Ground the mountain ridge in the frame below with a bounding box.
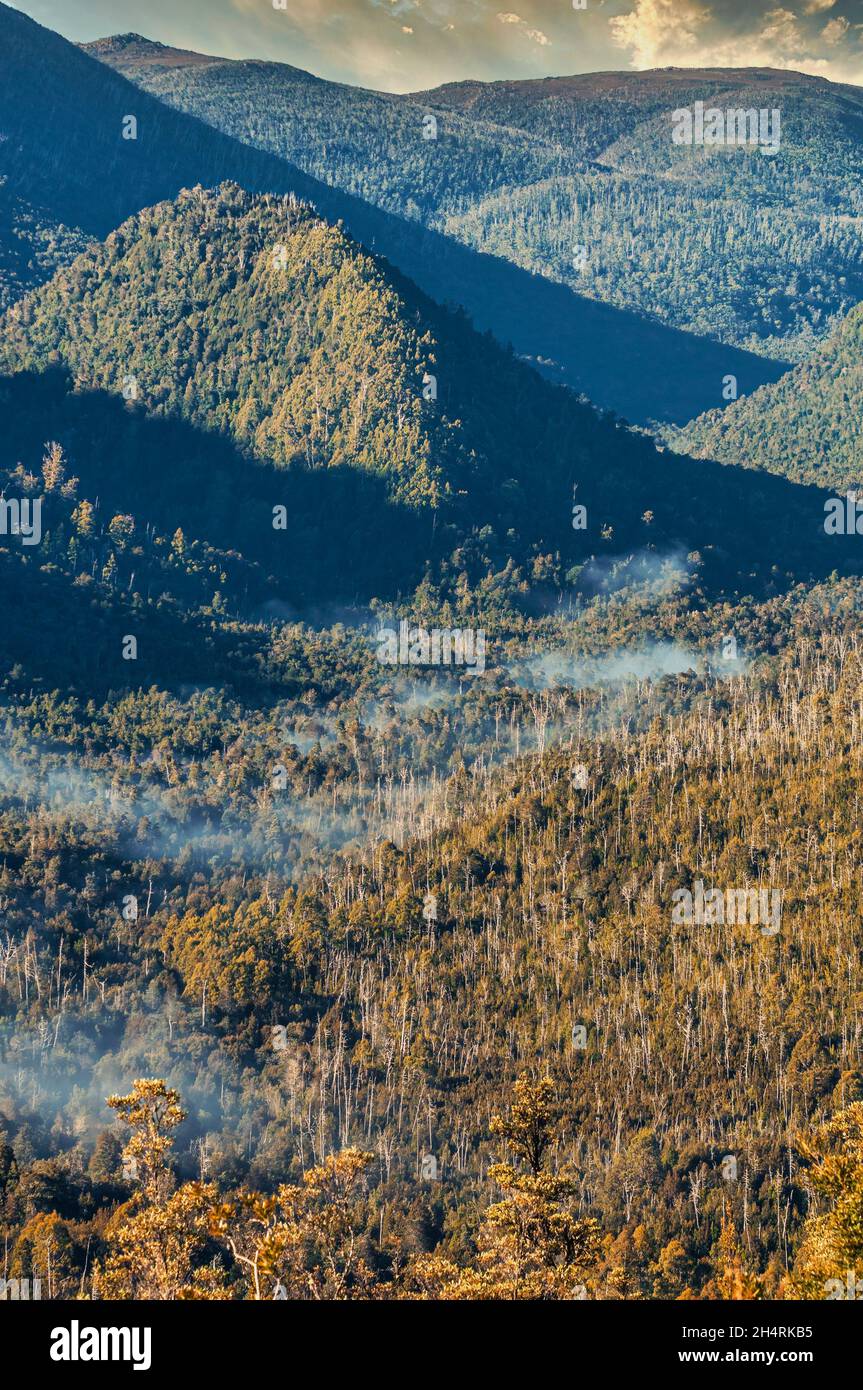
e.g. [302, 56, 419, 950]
[87, 30, 863, 368]
[0, 2, 785, 426]
[1, 182, 856, 616]
[669, 301, 863, 489]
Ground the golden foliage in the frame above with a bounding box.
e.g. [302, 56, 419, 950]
[406, 1074, 601, 1299]
[787, 1102, 863, 1299]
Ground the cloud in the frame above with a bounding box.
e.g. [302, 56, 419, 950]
[759, 6, 804, 52]
[822, 16, 850, 44]
[496, 9, 551, 45]
[222, 0, 563, 89]
[610, 0, 863, 82]
[609, 0, 710, 68]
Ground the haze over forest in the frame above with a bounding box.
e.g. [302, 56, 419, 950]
[1, 0, 863, 1320]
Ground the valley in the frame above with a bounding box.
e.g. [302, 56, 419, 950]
[1, 0, 862, 1317]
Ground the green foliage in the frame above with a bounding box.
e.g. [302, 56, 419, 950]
[673, 302, 863, 489]
[3, 6, 863, 1309]
[789, 1103, 863, 1298]
[97, 46, 863, 362]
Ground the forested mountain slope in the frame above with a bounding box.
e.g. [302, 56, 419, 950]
[5, 5, 863, 1314]
[0, 3, 779, 430]
[90, 39, 863, 364]
[433, 69, 863, 361]
[2, 621, 863, 1296]
[0, 183, 855, 644]
[82, 33, 571, 223]
[0, 3, 442, 296]
[669, 302, 863, 490]
[71, 26, 788, 424]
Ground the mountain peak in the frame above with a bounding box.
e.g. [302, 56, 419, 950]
[81, 33, 224, 68]
[84, 33, 164, 53]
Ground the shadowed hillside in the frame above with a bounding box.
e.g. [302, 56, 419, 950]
[1, 184, 854, 615]
[670, 300, 863, 490]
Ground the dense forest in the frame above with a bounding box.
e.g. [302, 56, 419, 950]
[53, 17, 790, 428]
[94, 43, 863, 364]
[670, 301, 863, 489]
[429, 69, 863, 361]
[3, 2, 863, 1311]
[81, 33, 573, 225]
[1, 182, 858, 622]
[3, 623, 863, 1298]
[1, 0, 771, 431]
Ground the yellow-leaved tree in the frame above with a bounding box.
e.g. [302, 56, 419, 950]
[697, 1219, 761, 1300]
[407, 1074, 601, 1299]
[92, 1080, 228, 1300]
[787, 1101, 863, 1299]
[209, 1148, 377, 1300]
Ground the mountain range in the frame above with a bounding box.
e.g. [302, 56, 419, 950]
[89, 37, 863, 366]
[1, 179, 854, 656]
[0, 4, 785, 427]
[3, 2, 863, 1312]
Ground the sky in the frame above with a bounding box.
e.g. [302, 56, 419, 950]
[9, 0, 863, 92]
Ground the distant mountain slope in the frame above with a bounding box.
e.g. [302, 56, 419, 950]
[0, 185, 89, 313]
[0, 183, 678, 579]
[412, 67, 840, 157]
[0, 6, 361, 256]
[0, 6, 781, 428]
[427, 68, 863, 361]
[88, 39, 863, 363]
[82, 33, 571, 222]
[1, 184, 856, 620]
[0, 4, 322, 308]
[669, 302, 863, 489]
